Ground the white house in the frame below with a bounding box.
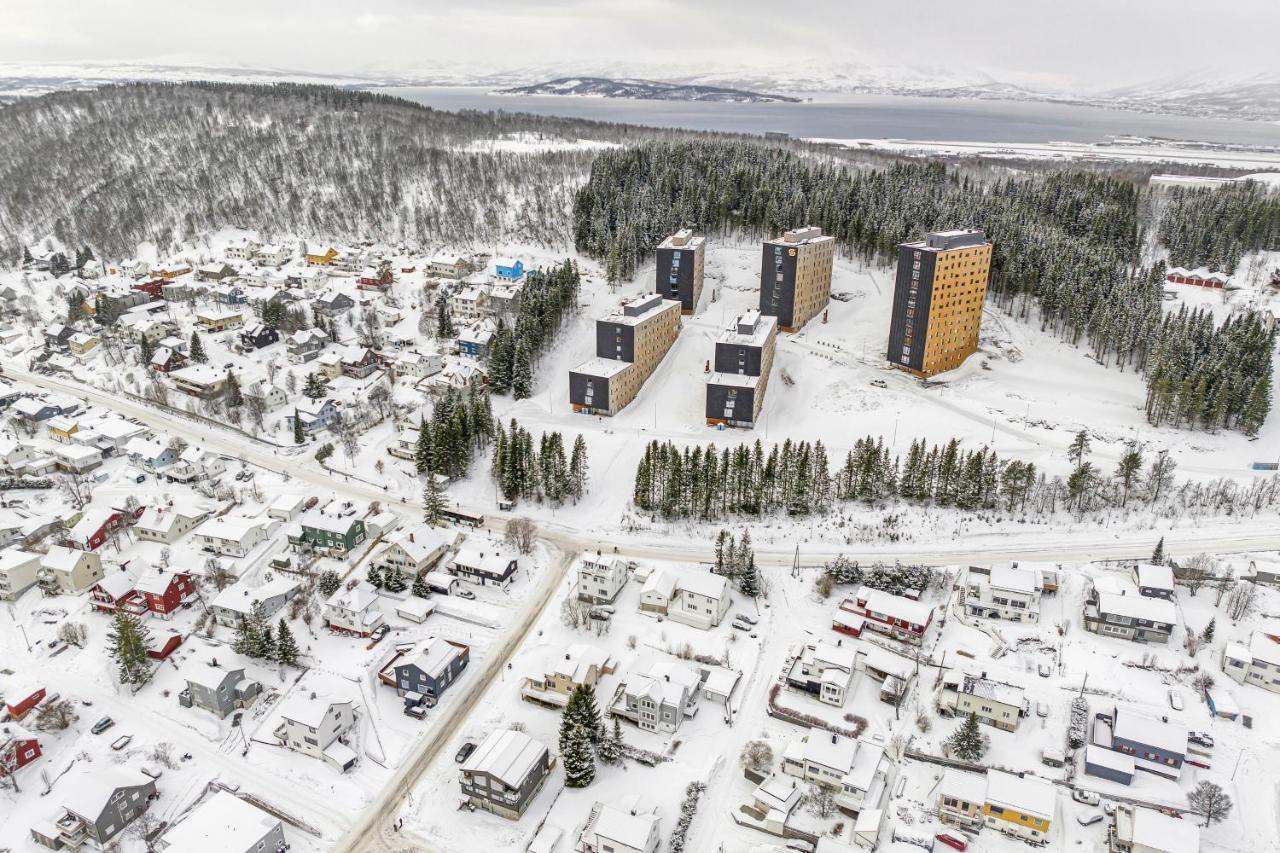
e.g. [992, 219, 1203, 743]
[273, 693, 359, 772]
[134, 504, 210, 544]
[0, 549, 41, 601]
[611, 658, 702, 734]
[1222, 631, 1280, 693]
[963, 564, 1042, 623]
[578, 795, 661, 853]
[638, 568, 731, 630]
[210, 577, 299, 627]
[782, 733, 890, 815]
[577, 551, 628, 604]
[375, 524, 454, 576]
[324, 580, 384, 637]
[193, 514, 269, 558]
[394, 349, 442, 379]
[267, 494, 307, 523]
[786, 641, 857, 706]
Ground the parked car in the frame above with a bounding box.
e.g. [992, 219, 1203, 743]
[935, 833, 968, 851]
[1036, 702, 1049, 718]
[455, 742, 476, 763]
[141, 765, 163, 780]
[91, 717, 115, 734]
[110, 735, 132, 751]
[1188, 732, 1215, 748]
[870, 378, 888, 389]
[1077, 812, 1104, 827]
[456, 588, 475, 600]
[1185, 757, 1211, 769]
[1168, 689, 1184, 711]
[404, 704, 428, 720]
[1072, 789, 1100, 806]
[735, 613, 758, 625]
[731, 619, 752, 632]
[370, 625, 390, 642]
[1037, 662, 1052, 678]
[1103, 802, 1117, 816]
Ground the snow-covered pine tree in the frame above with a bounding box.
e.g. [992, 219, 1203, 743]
[946, 712, 988, 762]
[276, 619, 299, 666]
[562, 721, 596, 788]
[366, 564, 384, 590]
[107, 610, 152, 686]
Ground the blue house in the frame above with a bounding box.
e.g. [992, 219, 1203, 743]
[383, 637, 470, 701]
[216, 285, 248, 305]
[125, 436, 180, 472]
[286, 399, 338, 435]
[494, 257, 524, 281]
[1103, 705, 1186, 780]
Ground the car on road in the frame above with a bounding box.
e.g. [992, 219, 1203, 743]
[935, 833, 968, 851]
[91, 717, 114, 734]
[1072, 789, 1100, 806]
[455, 742, 476, 764]
[1188, 732, 1215, 748]
[1077, 812, 1104, 827]
[735, 613, 758, 625]
[1168, 689, 1184, 711]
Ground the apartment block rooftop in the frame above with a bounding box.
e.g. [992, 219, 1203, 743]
[604, 293, 678, 325]
[903, 229, 990, 252]
[766, 226, 833, 246]
[658, 229, 704, 250]
[571, 357, 632, 379]
[718, 309, 776, 348]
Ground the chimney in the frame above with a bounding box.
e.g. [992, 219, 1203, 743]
[409, 532, 414, 543]
[831, 734, 838, 744]
[664, 674, 669, 682]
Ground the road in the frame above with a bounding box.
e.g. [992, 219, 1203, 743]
[10, 366, 1280, 852]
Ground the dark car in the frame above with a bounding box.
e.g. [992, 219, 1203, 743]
[1188, 732, 1215, 748]
[455, 742, 476, 763]
[91, 716, 115, 734]
[370, 625, 390, 642]
[404, 704, 427, 720]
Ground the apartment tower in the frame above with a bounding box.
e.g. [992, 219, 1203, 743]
[887, 229, 992, 377]
[759, 226, 835, 332]
[705, 309, 777, 429]
[656, 229, 705, 315]
[569, 293, 681, 416]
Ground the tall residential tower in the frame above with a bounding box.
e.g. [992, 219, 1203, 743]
[759, 226, 835, 332]
[886, 229, 992, 377]
[705, 309, 777, 429]
[569, 293, 681, 416]
[656, 229, 705, 315]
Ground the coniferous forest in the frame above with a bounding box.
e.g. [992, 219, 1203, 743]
[1157, 181, 1280, 274]
[487, 259, 582, 398]
[574, 141, 1275, 434]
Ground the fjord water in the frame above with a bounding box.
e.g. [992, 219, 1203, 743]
[378, 86, 1280, 147]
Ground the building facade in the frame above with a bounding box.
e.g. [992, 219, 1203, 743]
[655, 229, 705, 314]
[887, 229, 992, 378]
[706, 310, 777, 428]
[569, 294, 682, 417]
[759, 227, 835, 332]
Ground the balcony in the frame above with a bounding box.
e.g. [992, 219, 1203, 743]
[56, 813, 89, 846]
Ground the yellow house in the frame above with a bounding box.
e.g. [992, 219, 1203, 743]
[68, 332, 99, 357]
[194, 308, 244, 332]
[982, 769, 1054, 843]
[47, 416, 80, 444]
[521, 644, 615, 708]
[306, 246, 339, 266]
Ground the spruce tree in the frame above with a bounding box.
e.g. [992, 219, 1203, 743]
[1151, 537, 1166, 566]
[569, 684, 604, 744]
[569, 434, 588, 502]
[1201, 618, 1215, 643]
[946, 712, 988, 762]
[366, 564, 384, 590]
[562, 722, 596, 788]
[435, 294, 455, 338]
[223, 370, 243, 410]
[276, 619, 299, 666]
[423, 475, 446, 525]
[318, 569, 342, 597]
[189, 331, 207, 363]
[384, 565, 407, 593]
[233, 612, 258, 656]
[598, 716, 625, 764]
[260, 620, 277, 661]
[302, 372, 328, 400]
[107, 610, 152, 686]
[293, 409, 305, 445]
[414, 417, 434, 475]
[512, 342, 532, 400]
[411, 571, 430, 599]
[738, 556, 760, 599]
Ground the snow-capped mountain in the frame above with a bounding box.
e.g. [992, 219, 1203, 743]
[498, 77, 799, 103]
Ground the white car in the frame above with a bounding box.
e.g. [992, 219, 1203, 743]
[1072, 789, 1100, 806]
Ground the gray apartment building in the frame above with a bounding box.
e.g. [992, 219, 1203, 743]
[706, 309, 777, 428]
[655, 229, 705, 314]
[759, 226, 835, 332]
[569, 293, 681, 417]
[459, 729, 553, 820]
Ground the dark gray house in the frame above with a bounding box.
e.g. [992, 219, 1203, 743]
[39, 768, 157, 849]
[180, 662, 261, 718]
[1134, 563, 1175, 600]
[313, 291, 355, 317]
[239, 323, 280, 351]
[1094, 705, 1186, 781]
[43, 324, 76, 350]
[382, 637, 470, 700]
[1083, 583, 1176, 644]
[459, 729, 552, 820]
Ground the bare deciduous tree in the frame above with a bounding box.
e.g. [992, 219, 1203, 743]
[504, 517, 537, 554]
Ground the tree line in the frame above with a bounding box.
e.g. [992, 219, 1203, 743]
[487, 259, 583, 398]
[491, 417, 589, 506]
[1156, 180, 1280, 274]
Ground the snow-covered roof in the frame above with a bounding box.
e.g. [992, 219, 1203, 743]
[383, 524, 451, 563]
[1113, 706, 1186, 754]
[134, 568, 186, 596]
[403, 636, 464, 678]
[326, 580, 380, 613]
[1085, 743, 1134, 774]
[67, 507, 117, 542]
[42, 545, 89, 572]
[1097, 591, 1176, 625]
[461, 729, 546, 787]
[989, 565, 1040, 593]
[451, 546, 516, 577]
[1247, 632, 1280, 667]
[93, 571, 136, 600]
[674, 569, 729, 600]
[197, 514, 265, 543]
[211, 577, 297, 614]
[571, 356, 631, 379]
[91, 418, 147, 441]
[857, 586, 933, 626]
[46, 415, 78, 432]
[181, 661, 244, 691]
[938, 768, 986, 804]
[493, 256, 520, 268]
[277, 692, 352, 729]
[126, 436, 170, 460]
[548, 644, 613, 683]
[784, 733, 859, 773]
[169, 364, 227, 387]
[1136, 563, 1175, 592]
[982, 769, 1055, 822]
[0, 549, 40, 573]
[430, 251, 466, 265]
[60, 768, 153, 822]
[1131, 806, 1199, 853]
[590, 797, 659, 849]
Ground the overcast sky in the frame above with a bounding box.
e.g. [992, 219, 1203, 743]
[4, 0, 1276, 91]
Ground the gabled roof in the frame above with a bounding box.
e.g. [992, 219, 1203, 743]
[61, 768, 153, 822]
[382, 524, 451, 563]
[276, 692, 353, 729]
[42, 545, 90, 572]
[93, 571, 137, 600]
[196, 514, 265, 543]
[856, 586, 933, 626]
[461, 729, 546, 786]
[326, 580, 380, 613]
[402, 636, 464, 678]
[134, 568, 190, 596]
[1136, 563, 1175, 591]
[1112, 705, 1186, 754]
[983, 769, 1055, 822]
[1097, 591, 1176, 625]
[181, 661, 245, 691]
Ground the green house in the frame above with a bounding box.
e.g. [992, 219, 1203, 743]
[289, 512, 366, 558]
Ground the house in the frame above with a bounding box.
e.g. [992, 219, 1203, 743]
[46, 415, 79, 444]
[210, 577, 298, 627]
[159, 789, 286, 853]
[374, 524, 454, 577]
[781, 733, 890, 815]
[1165, 266, 1229, 289]
[0, 549, 41, 601]
[489, 282, 524, 323]
[268, 494, 308, 523]
[256, 243, 292, 267]
[424, 358, 487, 394]
[1134, 563, 1176, 600]
[95, 287, 150, 317]
[313, 290, 355, 317]
[152, 261, 192, 279]
[289, 511, 366, 558]
[396, 597, 435, 623]
[447, 546, 519, 588]
[243, 382, 287, 412]
[135, 569, 197, 617]
[963, 564, 1042, 622]
[169, 364, 230, 398]
[578, 795, 661, 853]
[394, 349, 443, 379]
[937, 768, 987, 833]
[1084, 742, 1136, 785]
[65, 506, 140, 552]
[286, 328, 328, 363]
[197, 262, 236, 282]
[786, 641, 857, 706]
[149, 346, 185, 373]
[68, 332, 99, 358]
[89, 571, 144, 615]
[2, 681, 46, 720]
[73, 418, 149, 455]
[1110, 804, 1199, 853]
[1, 723, 42, 776]
[456, 320, 495, 359]
[339, 345, 378, 378]
[940, 671, 1026, 730]
[0, 513, 22, 550]
[165, 447, 226, 483]
[428, 252, 469, 279]
[286, 398, 339, 435]
[43, 324, 75, 351]
[1095, 704, 1187, 781]
[146, 628, 184, 660]
[38, 546, 103, 593]
[52, 443, 104, 474]
[577, 551, 628, 603]
[0, 438, 37, 474]
[521, 644, 616, 708]
[357, 261, 394, 291]
[121, 258, 150, 277]
[381, 636, 470, 699]
[745, 773, 804, 837]
[194, 514, 269, 558]
[494, 257, 525, 280]
[39, 768, 157, 850]
[1083, 579, 1176, 644]
[324, 580, 384, 636]
[981, 769, 1055, 844]
[224, 238, 262, 261]
[316, 350, 344, 379]
[611, 658, 702, 734]
[181, 661, 261, 718]
[638, 568, 731, 630]
[273, 693, 359, 771]
[194, 307, 244, 332]
[14, 396, 69, 421]
[836, 587, 934, 644]
[459, 729, 552, 820]
[305, 245, 339, 266]
[450, 285, 490, 323]
[238, 323, 279, 351]
[1222, 631, 1280, 692]
[126, 436, 179, 472]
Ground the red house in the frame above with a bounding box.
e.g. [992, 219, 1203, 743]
[146, 629, 184, 660]
[149, 346, 185, 374]
[89, 573, 145, 615]
[135, 569, 196, 618]
[1166, 267, 1229, 289]
[357, 263, 394, 291]
[131, 279, 168, 299]
[0, 726, 42, 775]
[834, 586, 934, 645]
[65, 505, 145, 551]
[2, 684, 46, 721]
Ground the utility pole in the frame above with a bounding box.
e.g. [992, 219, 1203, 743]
[791, 544, 800, 580]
